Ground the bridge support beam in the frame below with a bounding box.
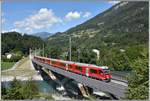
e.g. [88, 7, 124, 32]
[32, 62, 43, 71]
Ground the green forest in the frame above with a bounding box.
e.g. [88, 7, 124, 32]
[1, 31, 45, 62]
[2, 31, 44, 55]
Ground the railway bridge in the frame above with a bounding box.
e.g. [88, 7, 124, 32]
[32, 56, 128, 99]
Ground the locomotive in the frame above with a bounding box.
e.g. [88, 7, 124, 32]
[34, 56, 112, 82]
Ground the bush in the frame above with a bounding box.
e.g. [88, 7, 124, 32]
[2, 78, 39, 100]
[125, 47, 148, 99]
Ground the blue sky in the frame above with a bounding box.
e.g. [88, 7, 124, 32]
[2, 0, 119, 34]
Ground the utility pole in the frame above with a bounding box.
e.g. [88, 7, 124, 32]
[77, 49, 80, 62]
[38, 48, 40, 56]
[69, 37, 72, 61]
[34, 48, 36, 56]
[29, 48, 31, 59]
[43, 43, 44, 57]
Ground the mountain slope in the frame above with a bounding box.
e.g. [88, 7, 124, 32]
[46, 1, 148, 71]
[48, 1, 148, 49]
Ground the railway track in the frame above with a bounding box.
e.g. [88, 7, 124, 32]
[111, 72, 129, 84]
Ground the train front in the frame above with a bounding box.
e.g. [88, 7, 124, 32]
[101, 66, 112, 82]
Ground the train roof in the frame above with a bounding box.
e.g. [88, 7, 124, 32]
[49, 58, 109, 69]
[50, 58, 75, 64]
[35, 56, 109, 69]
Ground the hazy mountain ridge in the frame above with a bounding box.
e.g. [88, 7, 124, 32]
[33, 32, 53, 39]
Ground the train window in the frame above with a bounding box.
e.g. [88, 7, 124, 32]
[90, 69, 97, 74]
[60, 63, 66, 67]
[76, 66, 82, 71]
[99, 70, 103, 73]
[51, 61, 56, 64]
[103, 69, 110, 74]
[99, 70, 104, 75]
[68, 64, 73, 68]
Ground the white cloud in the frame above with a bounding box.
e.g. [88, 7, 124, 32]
[10, 28, 20, 32]
[65, 11, 81, 21]
[14, 8, 62, 33]
[83, 12, 91, 18]
[2, 28, 20, 33]
[2, 30, 7, 33]
[108, 1, 120, 4]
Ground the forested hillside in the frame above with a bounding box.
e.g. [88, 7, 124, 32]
[2, 31, 44, 55]
[46, 1, 148, 71]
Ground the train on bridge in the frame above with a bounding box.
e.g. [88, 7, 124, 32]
[34, 56, 112, 82]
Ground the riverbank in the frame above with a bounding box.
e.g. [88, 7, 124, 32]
[2, 56, 37, 76]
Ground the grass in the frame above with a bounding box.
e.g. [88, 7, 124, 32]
[1, 62, 15, 70]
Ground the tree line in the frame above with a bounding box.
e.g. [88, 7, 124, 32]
[2, 31, 45, 62]
[2, 31, 45, 55]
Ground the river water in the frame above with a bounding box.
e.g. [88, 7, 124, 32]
[34, 80, 57, 93]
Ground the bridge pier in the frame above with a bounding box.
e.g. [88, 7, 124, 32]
[77, 83, 92, 98]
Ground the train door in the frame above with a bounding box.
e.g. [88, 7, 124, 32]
[50, 60, 52, 65]
[66, 64, 68, 70]
[86, 68, 89, 76]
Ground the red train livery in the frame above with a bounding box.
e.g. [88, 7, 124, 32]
[34, 56, 112, 82]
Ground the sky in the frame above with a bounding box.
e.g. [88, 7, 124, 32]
[2, 0, 120, 34]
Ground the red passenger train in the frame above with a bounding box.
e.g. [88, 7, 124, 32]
[34, 56, 112, 82]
